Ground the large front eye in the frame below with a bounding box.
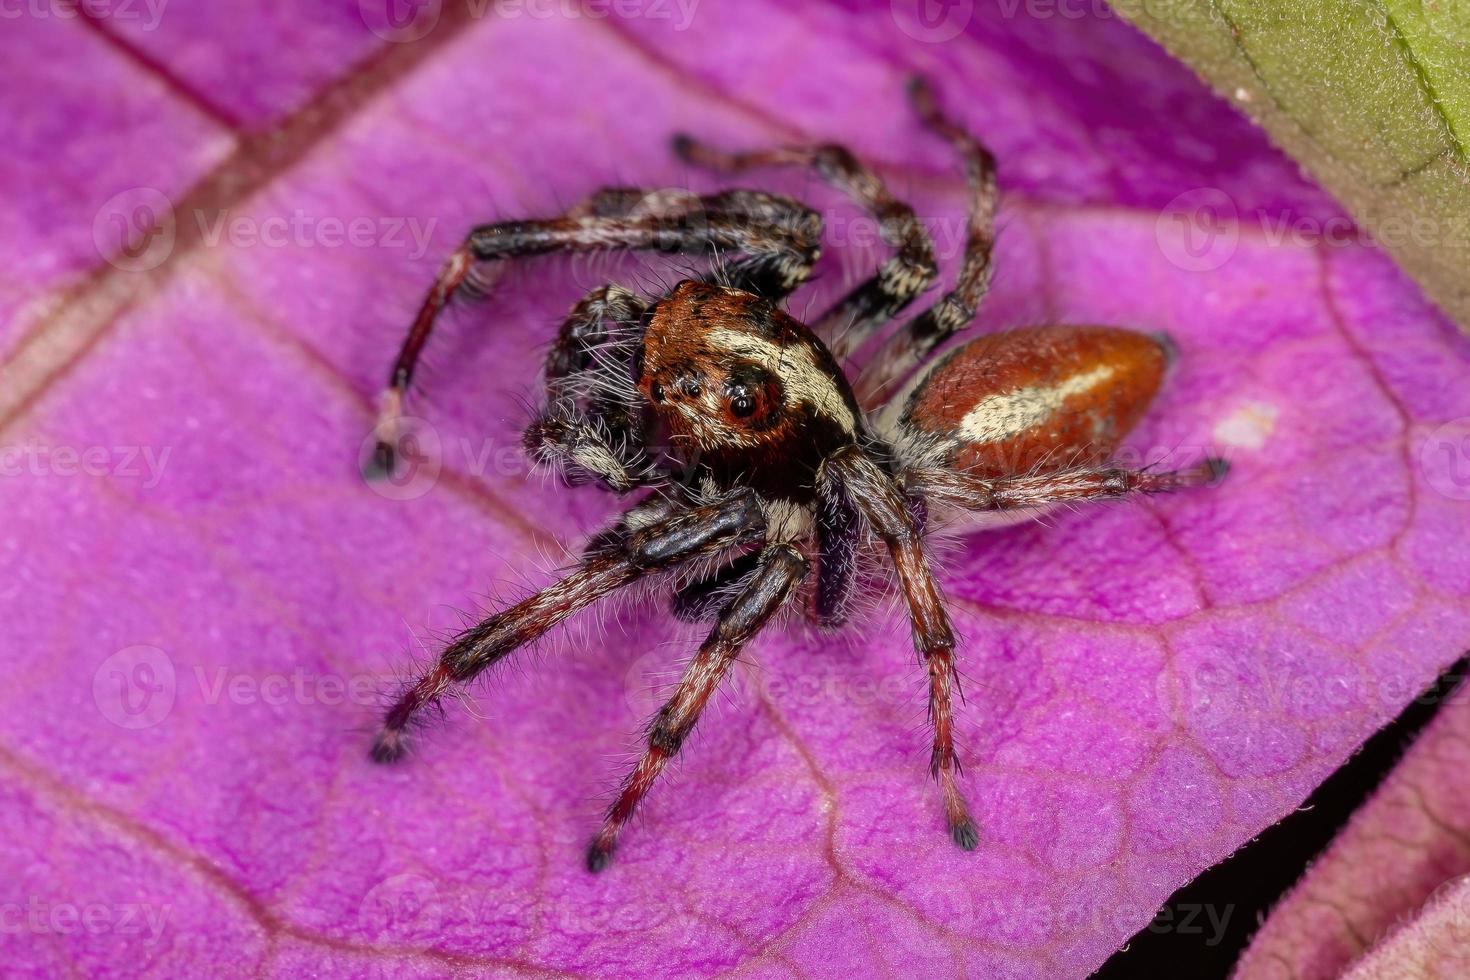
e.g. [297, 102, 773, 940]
[730, 393, 757, 418]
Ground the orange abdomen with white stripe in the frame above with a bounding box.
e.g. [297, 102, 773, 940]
[893, 326, 1170, 478]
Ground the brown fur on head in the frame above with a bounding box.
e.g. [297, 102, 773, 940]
[639, 281, 860, 457]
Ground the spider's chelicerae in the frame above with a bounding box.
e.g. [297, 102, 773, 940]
[367, 78, 1227, 871]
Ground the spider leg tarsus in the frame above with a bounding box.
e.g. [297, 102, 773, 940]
[951, 816, 980, 851]
[369, 728, 408, 765]
[365, 386, 407, 479]
[670, 132, 696, 161]
[905, 74, 939, 118]
[585, 842, 614, 873]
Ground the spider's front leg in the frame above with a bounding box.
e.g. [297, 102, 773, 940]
[370, 192, 822, 472]
[370, 490, 765, 762]
[674, 131, 938, 360]
[589, 542, 808, 871]
[819, 445, 979, 850]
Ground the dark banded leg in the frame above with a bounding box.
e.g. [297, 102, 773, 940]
[669, 549, 763, 623]
[820, 446, 978, 850]
[909, 457, 1230, 512]
[813, 472, 862, 628]
[370, 491, 765, 763]
[372, 198, 821, 472]
[856, 78, 999, 409]
[674, 135, 937, 360]
[588, 544, 808, 871]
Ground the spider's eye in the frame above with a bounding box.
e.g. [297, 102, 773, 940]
[684, 380, 703, 399]
[730, 394, 757, 418]
[649, 381, 665, 402]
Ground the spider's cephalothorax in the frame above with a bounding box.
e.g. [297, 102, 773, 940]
[640, 280, 861, 502]
[365, 78, 1227, 871]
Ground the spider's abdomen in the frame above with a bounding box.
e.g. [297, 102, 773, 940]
[890, 325, 1170, 478]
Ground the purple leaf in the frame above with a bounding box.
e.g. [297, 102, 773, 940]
[3, 1, 1469, 976]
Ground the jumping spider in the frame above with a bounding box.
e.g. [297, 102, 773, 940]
[366, 78, 1226, 871]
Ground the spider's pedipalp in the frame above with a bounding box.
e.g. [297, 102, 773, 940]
[587, 543, 809, 871]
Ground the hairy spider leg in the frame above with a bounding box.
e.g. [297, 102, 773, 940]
[667, 449, 862, 631]
[669, 548, 764, 623]
[370, 491, 765, 763]
[673, 133, 939, 362]
[371, 194, 823, 472]
[909, 458, 1231, 513]
[820, 446, 978, 849]
[588, 543, 808, 871]
[812, 467, 863, 628]
[856, 78, 1000, 409]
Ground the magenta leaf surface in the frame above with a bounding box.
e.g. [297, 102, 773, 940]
[3, 2, 1469, 976]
